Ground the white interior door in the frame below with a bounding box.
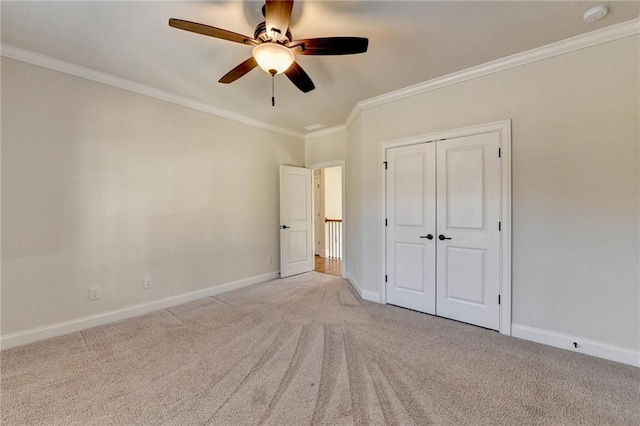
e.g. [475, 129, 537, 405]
[386, 143, 437, 314]
[436, 132, 501, 330]
[280, 165, 313, 278]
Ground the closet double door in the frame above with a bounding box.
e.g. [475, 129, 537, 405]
[385, 132, 501, 330]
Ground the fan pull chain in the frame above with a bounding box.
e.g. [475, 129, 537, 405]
[268, 69, 277, 107]
[271, 73, 275, 107]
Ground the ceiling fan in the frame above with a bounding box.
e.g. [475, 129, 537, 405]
[168, 0, 368, 101]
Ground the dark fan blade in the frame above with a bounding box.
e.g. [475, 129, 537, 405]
[219, 57, 258, 84]
[169, 19, 257, 46]
[284, 61, 315, 93]
[290, 37, 369, 55]
[265, 0, 294, 39]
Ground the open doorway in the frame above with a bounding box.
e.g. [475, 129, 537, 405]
[312, 165, 343, 277]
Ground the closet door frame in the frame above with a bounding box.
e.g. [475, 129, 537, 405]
[379, 120, 512, 336]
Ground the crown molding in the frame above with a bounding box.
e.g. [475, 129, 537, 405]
[3, 17, 637, 144]
[344, 104, 361, 131]
[1, 44, 305, 140]
[304, 125, 347, 140]
[338, 17, 640, 134]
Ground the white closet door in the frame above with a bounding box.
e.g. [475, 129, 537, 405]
[435, 132, 501, 330]
[386, 143, 437, 314]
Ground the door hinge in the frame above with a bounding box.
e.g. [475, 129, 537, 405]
[385, 275, 388, 283]
[385, 218, 388, 226]
[498, 148, 502, 158]
[498, 295, 501, 305]
[498, 221, 501, 231]
[383, 161, 388, 170]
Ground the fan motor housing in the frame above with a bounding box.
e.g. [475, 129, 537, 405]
[254, 21, 292, 45]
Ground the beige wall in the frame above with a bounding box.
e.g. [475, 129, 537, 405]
[348, 36, 639, 350]
[3, 34, 638, 354]
[346, 117, 364, 289]
[1, 57, 304, 335]
[305, 131, 348, 166]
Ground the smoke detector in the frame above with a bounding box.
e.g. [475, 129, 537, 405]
[583, 4, 609, 23]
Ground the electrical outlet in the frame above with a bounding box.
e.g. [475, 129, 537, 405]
[144, 277, 152, 289]
[267, 256, 272, 264]
[89, 287, 101, 301]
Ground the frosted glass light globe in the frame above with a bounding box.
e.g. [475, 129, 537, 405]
[252, 43, 295, 75]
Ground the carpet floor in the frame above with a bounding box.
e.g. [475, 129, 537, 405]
[1, 272, 639, 425]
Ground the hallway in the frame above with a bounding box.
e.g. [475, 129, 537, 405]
[314, 255, 342, 277]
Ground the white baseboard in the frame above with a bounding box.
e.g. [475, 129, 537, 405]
[346, 273, 363, 297]
[0, 271, 280, 350]
[346, 273, 380, 303]
[511, 323, 639, 367]
[362, 289, 381, 303]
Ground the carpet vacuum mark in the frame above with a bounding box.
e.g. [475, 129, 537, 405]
[2, 272, 639, 425]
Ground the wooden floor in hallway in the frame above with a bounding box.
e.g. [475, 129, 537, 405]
[314, 255, 342, 277]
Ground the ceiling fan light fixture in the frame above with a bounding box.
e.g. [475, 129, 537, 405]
[169, 0, 368, 94]
[252, 43, 295, 75]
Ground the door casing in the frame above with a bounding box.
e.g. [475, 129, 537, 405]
[379, 120, 512, 336]
[313, 174, 324, 256]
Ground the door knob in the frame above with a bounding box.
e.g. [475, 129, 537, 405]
[438, 234, 452, 240]
[282, 225, 290, 229]
[420, 234, 434, 240]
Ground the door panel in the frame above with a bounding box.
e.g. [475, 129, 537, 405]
[445, 247, 486, 304]
[436, 132, 501, 330]
[395, 243, 426, 292]
[386, 143, 436, 314]
[280, 165, 313, 278]
[395, 156, 425, 226]
[287, 173, 308, 220]
[287, 231, 309, 263]
[446, 148, 485, 229]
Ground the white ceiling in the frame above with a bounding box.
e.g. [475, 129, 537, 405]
[2, 1, 638, 134]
